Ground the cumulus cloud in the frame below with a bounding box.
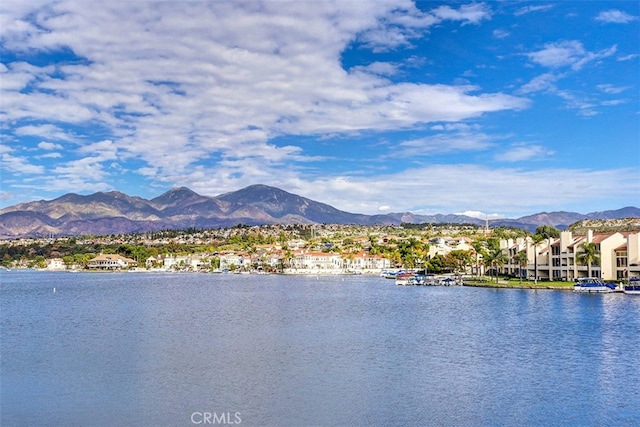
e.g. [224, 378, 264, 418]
[358, 2, 491, 51]
[15, 124, 77, 142]
[0, 0, 527, 193]
[1, 150, 45, 175]
[1, 1, 635, 216]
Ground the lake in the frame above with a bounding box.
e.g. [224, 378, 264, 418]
[1, 270, 639, 426]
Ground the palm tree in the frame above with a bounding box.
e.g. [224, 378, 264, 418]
[514, 250, 528, 283]
[472, 240, 487, 277]
[531, 234, 546, 284]
[281, 249, 295, 272]
[484, 247, 508, 283]
[577, 242, 600, 278]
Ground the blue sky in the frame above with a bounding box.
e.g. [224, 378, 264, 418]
[1, 1, 638, 218]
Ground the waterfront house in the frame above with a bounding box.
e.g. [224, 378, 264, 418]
[343, 250, 391, 272]
[219, 252, 245, 270]
[289, 250, 343, 272]
[87, 254, 138, 270]
[46, 258, 66, 271]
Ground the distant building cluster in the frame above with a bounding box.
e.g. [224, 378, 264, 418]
[24, 228, 640, 281]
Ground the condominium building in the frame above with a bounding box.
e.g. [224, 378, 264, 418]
[501, 230, 640, 281]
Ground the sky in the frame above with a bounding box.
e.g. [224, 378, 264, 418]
[1, 1, 639, 219]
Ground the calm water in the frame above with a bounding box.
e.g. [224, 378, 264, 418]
[1, 271, 639, 426]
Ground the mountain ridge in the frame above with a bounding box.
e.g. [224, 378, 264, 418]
[1, 185, 638, 238]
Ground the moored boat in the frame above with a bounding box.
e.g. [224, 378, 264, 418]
[395, 273, 414, 286]
[624, 278, 640, 295]
[573, 277, 616, 293]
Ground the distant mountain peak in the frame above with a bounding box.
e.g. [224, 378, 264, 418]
[162, 186, 200, 196]
[150, 187, 208, 210]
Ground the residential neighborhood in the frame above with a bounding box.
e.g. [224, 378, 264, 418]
[3, 223, 639, 282]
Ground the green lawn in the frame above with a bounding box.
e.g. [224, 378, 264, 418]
[464, 277, 575, 290]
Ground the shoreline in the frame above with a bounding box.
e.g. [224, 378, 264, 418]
[3, 269, 626, 292]
[462, 281, 574, 291]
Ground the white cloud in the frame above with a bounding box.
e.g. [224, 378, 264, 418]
[519, 50, 623, 116]
[600, 99, 629, 107]
[430, 123, 481, 132]
[492, 29, 510, 39]
[518, 72, 562, 94]
[617, 53, 639, 61]
[39, 152, 63, 159]
[596, 84, 630, 94]
[52, 156, 111, 184]
[290, 165, 639, 217]
[1, 1, 634, 217]
[456, 210, 504, 220]
[527, 40, 616, 71]
[527, 41, 587, 68]
[514, 5, 554, 17]
[77, 139, 118, 162]
[394, 132, 493, 158]
[15, 124, 78, 142]
[495, 143, 554, 162]
[37, 141, 63, 150]
[595, 10, 638, 24]
[351, 61, 400, 76]
[358, 2, 491, 51]
[431, 3, 492, 25]
[1, 151, 45, 174]
[0, 1, 528, 188]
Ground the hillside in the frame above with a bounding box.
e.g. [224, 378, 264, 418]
[568, 217, 640, 234]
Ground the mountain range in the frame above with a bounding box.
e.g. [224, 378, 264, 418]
[1, 184, 638, 238]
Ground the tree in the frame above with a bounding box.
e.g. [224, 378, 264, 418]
[472, 240, 487, 277]
[446, 250, 474, 276]
[534, 225, 560, 239]
[514, 250, 528, 283]
[426, 254, 446, 274]
[577, 242, 600, 278]
[484, 247, 508, 283]
[530, 233, 546, 284]
[281, 249, 295, 271]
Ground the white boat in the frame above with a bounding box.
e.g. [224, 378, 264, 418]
[624, 278, 640, 295]
[395, 273, 427, 286]
[573, 277, 616, 293]
[395, 273, 414, 286]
